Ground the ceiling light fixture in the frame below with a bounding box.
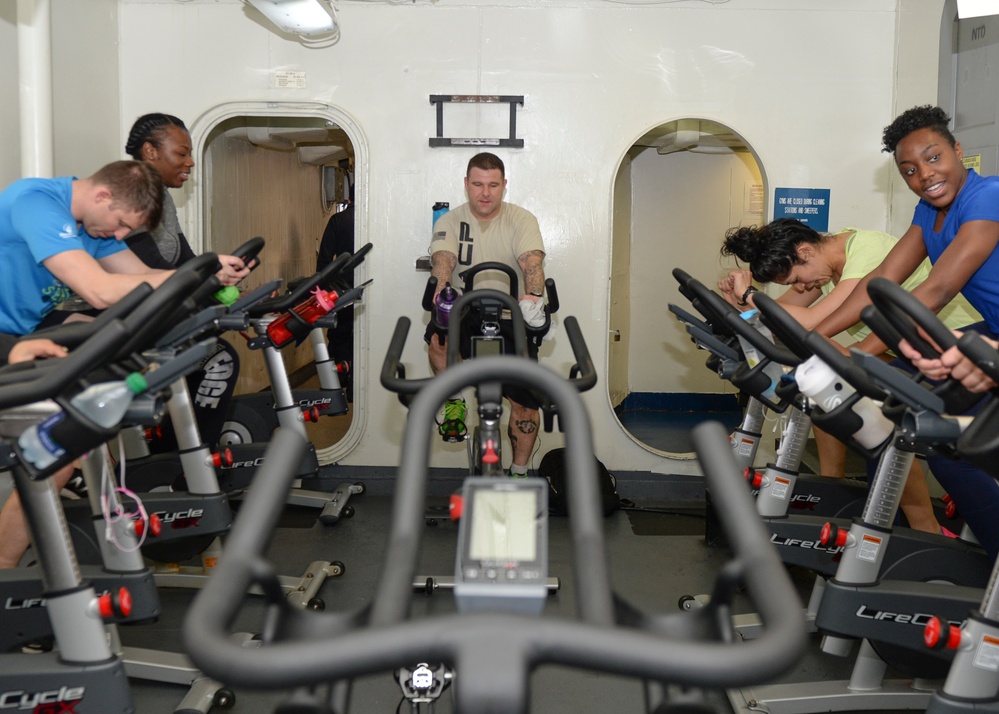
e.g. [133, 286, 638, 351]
[956, 0, 999, 20]
[245, 0, 338, 38]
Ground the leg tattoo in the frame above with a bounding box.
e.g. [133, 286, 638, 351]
[515, 419, 538, 435]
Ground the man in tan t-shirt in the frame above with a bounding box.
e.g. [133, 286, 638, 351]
[427, 152, 546, 477]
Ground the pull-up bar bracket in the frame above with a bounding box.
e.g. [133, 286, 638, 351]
[429, 94, 525, 148]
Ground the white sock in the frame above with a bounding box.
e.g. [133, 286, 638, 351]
[510, 463, 528, 476]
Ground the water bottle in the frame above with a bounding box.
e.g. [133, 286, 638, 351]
[432, 202, 450, 229]
[794, 354, 894, 449]
[735, 309, 785, 402]
[267, 286, 338, 348]
[213, 286, 240, 307]
[435, 282, 459, 328]
[18, 372, 149, 470]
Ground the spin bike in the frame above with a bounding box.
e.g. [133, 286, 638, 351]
[418, 261, 558, 473]
[385, 265, 573, 599]
[47, 249, 343, 610]
[856, 277, 999, 714]
[671, 266, 957, 527]
[0, 315, 141, 712]
[127, 244, 369, 525]
[722, 284, 995, 714]
[181, 344, 808, 713]
[218, 242, 373, 448]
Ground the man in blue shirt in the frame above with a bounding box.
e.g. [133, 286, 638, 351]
[0, 160, 170, 343]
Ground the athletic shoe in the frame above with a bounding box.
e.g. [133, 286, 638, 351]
[61, 469, 88, 499]
[438, 399, 468, 443]
[20, 637, 54, 654]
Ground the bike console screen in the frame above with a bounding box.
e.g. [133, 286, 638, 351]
[454, 477, 548, 614]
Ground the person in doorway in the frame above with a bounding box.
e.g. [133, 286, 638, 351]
[426, 152, 547, 477]
[123, 112, 252, 447]
[317, 183, 355, 400]
[811, 105, 999, 561]
[718, 218, 981, 535]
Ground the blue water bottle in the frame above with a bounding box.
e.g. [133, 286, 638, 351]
[433, 202, 449, 229]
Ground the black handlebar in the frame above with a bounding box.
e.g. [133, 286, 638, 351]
[0, 319, 132, 410]
[459, 261, 520, 298]
[380, 314, 596, 398]
[446, 290, 529, 364]
[115, 253, 220, 359]
[247, 251, 355, 318]
[752, 293, 815, 362]
[231, 235, 265, 268]
[867, 277, 957, 358]
[337, 241, 373, 278]
[864, 277, 987, 414]
[183, 378, 805, 711]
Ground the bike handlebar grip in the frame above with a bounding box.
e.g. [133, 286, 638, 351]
[717, 308, 801, 367]
[189, 274, 225, 308]
[860, 304, 906, 355]
[116, 255, 218, 358]
[317, 250, 360, 292]
[671, 267, 697, 301]
[231, 236, 265, 267]
[672, 267, 694, 287]
[681, 276, 743, 340]
[458, 261, 520, 298]
[379, 317, 410, 391]
[544, 278, 559, 314]
[0, 318, 132, 410]
[340, 242, 372, 274]
[379, 317, 432, 397]
[563, 316, 596, 391]
[868, 277, 957, 356]
[867, 278, 989, 415]
[248, 251, 354, 317]
[753, 292, 814, 361]
[957, 330, 999, 381]
[445, 289, 528, 366]
[227, 279, 284, 315]
[691, 419, 809, 645]
[422, 275, 439, 312]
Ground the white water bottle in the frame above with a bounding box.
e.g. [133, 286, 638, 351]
[70, 373, 149, 427]
[18, 373, 149, 469]
[794, 355, 894, 449]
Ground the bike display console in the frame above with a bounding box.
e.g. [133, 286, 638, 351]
[454, 477, 548, 615]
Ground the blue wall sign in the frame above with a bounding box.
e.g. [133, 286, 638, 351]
[773, 188, 830, 232]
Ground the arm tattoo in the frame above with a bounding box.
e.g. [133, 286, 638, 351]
[431, 251, 457, 293]
[518, 249, 546, 296]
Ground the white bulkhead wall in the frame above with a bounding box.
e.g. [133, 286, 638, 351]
[35, 0, 945, 473]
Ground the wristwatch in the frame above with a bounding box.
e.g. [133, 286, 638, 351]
[737, 286, 758, 307]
